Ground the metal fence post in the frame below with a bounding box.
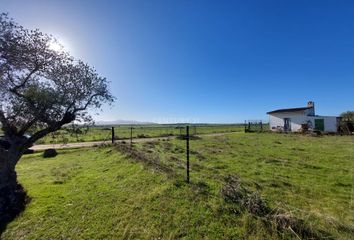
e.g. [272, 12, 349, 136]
[186, 126, 190, 183]
[130, 126, 133, 149]
[112, 127, 115, 144]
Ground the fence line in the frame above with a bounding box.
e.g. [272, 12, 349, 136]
[37, 123, 248, 145]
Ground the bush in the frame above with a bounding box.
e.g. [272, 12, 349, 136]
[43, 149, 58, 158]
[221, 175, 271, 216]
[137, 134, 148, 138]
[300, 124, 309, 133]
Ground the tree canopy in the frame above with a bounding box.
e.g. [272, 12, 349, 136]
[0, 13, 114, 148]
[340, 111, 354, 122]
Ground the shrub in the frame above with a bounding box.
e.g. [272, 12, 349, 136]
[43, 149, 58, 158]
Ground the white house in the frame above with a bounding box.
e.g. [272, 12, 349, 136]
[267, 101, 339, 133]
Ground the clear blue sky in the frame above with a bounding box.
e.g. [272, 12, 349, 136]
[2, 0, 354, 123]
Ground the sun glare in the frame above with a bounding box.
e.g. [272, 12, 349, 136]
[48, 37, 70, 52]
[49, 41, 63, 52]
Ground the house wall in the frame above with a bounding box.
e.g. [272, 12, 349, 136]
[269, 113, 338, 132]
[269, 111, 307, 132]
[307, 116, 338, 132]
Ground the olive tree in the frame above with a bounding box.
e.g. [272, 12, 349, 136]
[340, 111, 354, 122]
[0, 13, 114, 225]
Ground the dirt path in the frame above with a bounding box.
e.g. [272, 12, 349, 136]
[30, 132, 239, 151]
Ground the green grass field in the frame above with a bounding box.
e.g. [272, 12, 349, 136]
[35, 124, 246, 144]
[2, 133, 353, 239]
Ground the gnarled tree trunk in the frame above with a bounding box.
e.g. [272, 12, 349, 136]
[0, 143, 28, 231]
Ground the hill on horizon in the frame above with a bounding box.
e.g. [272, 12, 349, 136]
[95, 119, 156, 126]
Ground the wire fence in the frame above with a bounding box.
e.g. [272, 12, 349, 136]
[244, 120, 267, 132]
[36, 124, 246, 145]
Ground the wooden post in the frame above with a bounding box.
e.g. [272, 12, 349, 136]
[186, 126, 190, 183]
[111, 127, 115, 144]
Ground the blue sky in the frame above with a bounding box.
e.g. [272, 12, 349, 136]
[1, 0, 354, 123]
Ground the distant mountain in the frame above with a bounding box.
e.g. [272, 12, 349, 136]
[95, 119, 156, 126]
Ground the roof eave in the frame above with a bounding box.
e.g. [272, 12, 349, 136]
[267, 107, 311, 115]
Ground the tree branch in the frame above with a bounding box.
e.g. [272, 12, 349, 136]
[73, 93, 100, 112]
[23, 111, 76, 149]
[10, 64, 39, 92]
[17, 117, 38, 136]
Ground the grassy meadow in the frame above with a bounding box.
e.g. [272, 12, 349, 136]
[2, 132, 353, 239]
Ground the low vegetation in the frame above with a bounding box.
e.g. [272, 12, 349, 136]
[2, 133, 353, 239]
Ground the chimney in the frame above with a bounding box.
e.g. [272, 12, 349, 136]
[307, 101, 314, 108]
[307, 101, 315, 116]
